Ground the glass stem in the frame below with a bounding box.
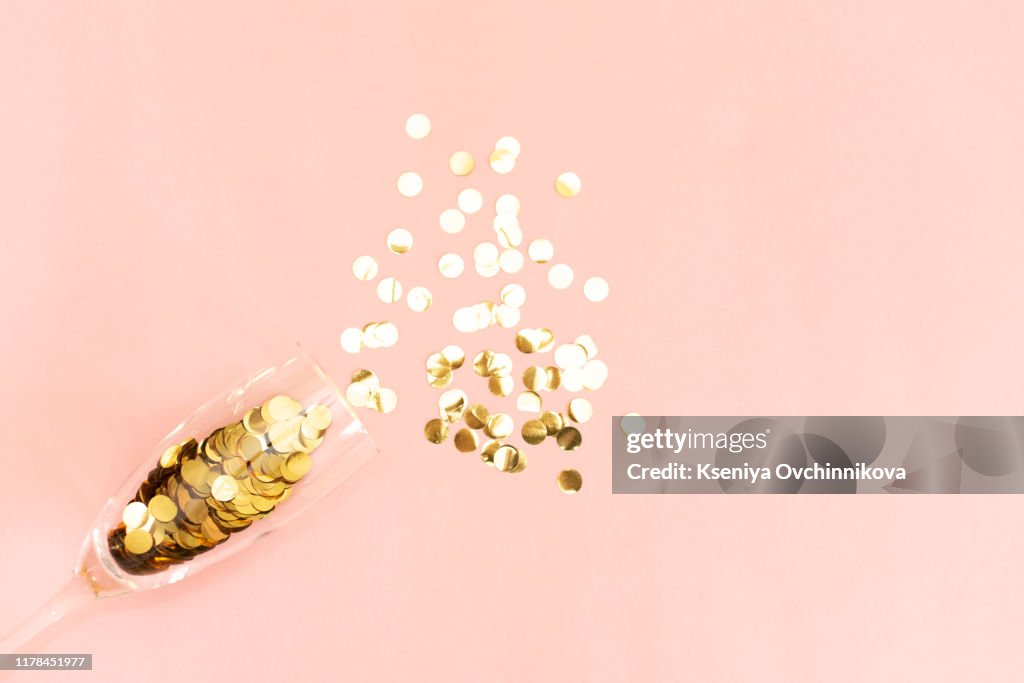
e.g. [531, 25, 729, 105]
[0, 575, 95, 654]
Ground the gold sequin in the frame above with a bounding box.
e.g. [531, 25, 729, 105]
[449, 151, 475, 176]
[485, 413, 514, 439]
[555, 172, 581, 198]
[540, 411, 564, 436]
[440, 345, 465, 369]
[465, 404, 490, 430]
[556, 469, 583, 494]
[454, 428, 478, 453]
[352, 255, 379, 281]
[516, 391, 542, 413]
[488, 375, 514, 397]
[439, 389, 468, 423]
[387, 228, 414, 254]
[568, 398, 593, 423]
[555, 426, 582, 451]
[424, 418, 449, 444]
[521, 419, 547, 445]
[407, 286, 433, 313]
[376, 277, 403, 304]
[493, 445, 524, 473]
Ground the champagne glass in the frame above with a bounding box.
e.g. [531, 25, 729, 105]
[0, 345, 378, 653]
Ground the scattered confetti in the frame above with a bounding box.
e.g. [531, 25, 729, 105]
[405, 113, 431, 140]
[397, 171, 423, 197]
[555, 172, 581, 198]
[583, 276, 609, 302]
[449, 151, 475, 176]
[352, 255, 379, 281]
[387, 228, 414, 254]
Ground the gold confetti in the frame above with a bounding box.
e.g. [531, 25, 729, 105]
[210, 475, 239, 502]
[397, 171, 423, 197]
[548, 264, 574, 289]
[499, 249, 524, 274]
[405, 113, 431, 140]
[516, 391, 542, 413]
[556, 469, 583, 494]
[527, 239, 554, 264]
[493, 444, 525, 473]
[581, 360, 609, 390]
[495, 193, 521, 216]
[426, 352, 454, 389]
[500, 284, 526, 308]
[340, 327, 363, 353]
[376, 277, 403, 304]
[574, 335, 598, 359]
[485, 413, 514, 439]
[454, 428, 478, 453]
[489, 149, 515, 174]
[148, 495, 178, 523]
[493, 214, 522, 248]
[465, 404, 490, 430]
[481, 439, 501, 465]
[555, 426, 582, 451]
[424, 418, 449, 444]
[407, 286, 433, 313]
[449, 151, 475, 176]
[521, 419, 547, 445]
[458, 188, 484, 214]
[440, 345, 465, 369]
[522, 367, 546, 392]
[555, 172, 581, 198]
[374, 387, 398, 414]
[440, 208, 466, 234]
[122, 501, 149, 529]
[124, 529, 153, 555]
[494, 136, 521, 158]
[583, 277, 609, 302]
[438, 253, 465, 279]
[494, 304, 520, 328]
[352, 255, 379, 281]
[545, 366, 561, 391]
[439, 389, 468, 423]
[488, 375, 514, 397]
[387, 228, 414, 254]
[568, 398, 593, 423]
[554, 343, 588, 370]
[540, 411, 564, 436]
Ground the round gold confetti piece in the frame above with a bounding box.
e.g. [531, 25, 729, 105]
[441, 344, 465, 369]
[439, 208, 466, 234]
[555, 172, 581, 198]
[581, 360, 609, 390]
[387, 228, 414, 254]
[499, 249, 524, 274]
[427, 370, 453, 389]
[405, 113, 431, 140]
[439, 389, 468, 423]
[438, 253, 464, 278]
[522, 367, 546, 392]
[545, 366, 562, 391]
[352, 369, 380, 389]
[495, 193, 521, 216]
[345, 381, 371, 408]
[500, 284, 526, 308]
[494, 136, 521, 158]
[557, 469, 583, 494]
[407, 286, 433, 313]
[583, 277, 609, 302]
[560, 367, 584, 392]
[475, 260, 500, 278]
[397, 171, 423, 197]
[473, 350, 495, 376]
[556, 426, 583, 451]
[159, 444, 180, 469]
[211, 475, 239, 502]
[554, 343, 588, 370]
[473, 241, 499, 265]
[540, 410, 564, 436]
[481, 439, 501, 465]
[376, 277, 403, 304]
[620, 413, 646, 435]
[516, 391, 542, 413]
[361, 323, 382, 349]
[548, 264, 574, 289]
[465, 403, 490, 429]
[452, 307, 477, 333]
[494, 304, 520, 328]
[265, 395, 299, 421]
[454, 428, 478, 453]
[122, 501, 149, 529]
[373, 321, 399, 347]
[488, 375, 514, 397]
[427, 352, 453, 378]
[352, 255, 379, 281]
[376, 387, 399, 414]
[340, 327, 363, 353]
[522, 419, 547, 445]
[485, 413, 514, 439]
[425, 418, 449, 444]
[493, 445, 523, 472]
[515, 329, 541, 354]
[574, 335, 598, 359]
[527, 239, 554, 264]
[489, 352, 513, 376]
[448, 151, 475, 176]
[284, 451, 312, 480]
[568, 398, 594, 423]
[457, 188, 484, 214]
[148, 495, 178, 523]
[489, 149, 515, 174]
[124, 529, 154, 555]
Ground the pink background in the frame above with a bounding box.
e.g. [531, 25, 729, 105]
[2, 2, 1024, 681]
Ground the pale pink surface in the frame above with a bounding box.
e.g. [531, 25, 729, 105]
[2, 2, 1024, 681]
